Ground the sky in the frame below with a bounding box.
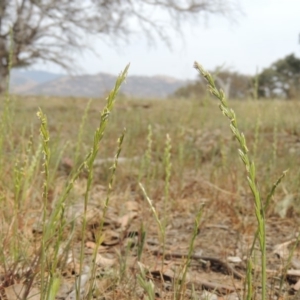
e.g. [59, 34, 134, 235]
[34, 0, 300, 80]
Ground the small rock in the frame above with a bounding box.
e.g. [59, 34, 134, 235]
[199, 290, 218, 300]
[225, 292, 239, 300]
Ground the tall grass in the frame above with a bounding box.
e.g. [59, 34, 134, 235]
[75, 65, 129, 298]
[194, 62, 288, 300]
[0, 65, 129, 299]
[1, 60, 300, 299]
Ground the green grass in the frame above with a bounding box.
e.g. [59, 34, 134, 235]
[195, 62, 289, 300]
[1, 66, 300, 299]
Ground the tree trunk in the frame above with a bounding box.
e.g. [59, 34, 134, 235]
[0, 65, 9, 94]
[0, 36, 9, 94]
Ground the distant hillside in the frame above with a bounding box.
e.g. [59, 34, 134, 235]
[11, 70, 63, 94]
[10, 70, 189, 99]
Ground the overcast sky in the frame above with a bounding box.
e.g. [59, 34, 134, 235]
[35, 0, 300, 80]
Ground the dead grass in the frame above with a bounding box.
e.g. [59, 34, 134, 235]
[1, 92, 300, 299]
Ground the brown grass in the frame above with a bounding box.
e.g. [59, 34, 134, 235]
[1, 94, 300, 299]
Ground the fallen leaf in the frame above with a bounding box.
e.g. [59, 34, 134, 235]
[227, 256, 242, 263]
[85, 241, 107, 252]
[101, 230, 120, 246]
[274, 194, 294, 218]
[293, 279, 300, 291]
[4, 284, 40, 300]
[118, 211, 138, 231]
[124, 201, 139, 212]
[273, 239, 297, 260]
[96, 254, 116, 267]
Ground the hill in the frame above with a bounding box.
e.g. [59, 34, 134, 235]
[10, 70, 188, 99]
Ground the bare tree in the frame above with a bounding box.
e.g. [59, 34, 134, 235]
[0, 0, 240, 92]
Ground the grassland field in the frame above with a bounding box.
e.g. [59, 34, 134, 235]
[1, 93, 300, 299]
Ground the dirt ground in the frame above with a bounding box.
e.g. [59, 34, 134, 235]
[1, 98, 300, 299]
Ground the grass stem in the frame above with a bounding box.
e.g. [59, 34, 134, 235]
[194, 62, 267, 300]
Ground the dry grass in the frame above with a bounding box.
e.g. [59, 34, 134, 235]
[1, 88, 300, 299]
